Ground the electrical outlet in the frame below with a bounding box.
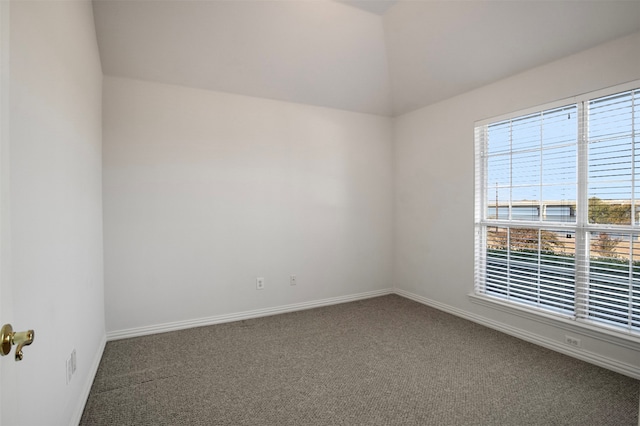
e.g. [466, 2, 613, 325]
[290, 275, 297, 286]
[256, 277, 265, 290]
[565, 335, 581, 348]
[71, 349, 77, 374]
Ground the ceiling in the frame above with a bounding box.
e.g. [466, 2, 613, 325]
[337, 0, 398, 15]
[93, 0, 640, 117]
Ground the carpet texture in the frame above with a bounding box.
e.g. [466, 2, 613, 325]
[80, 295, 639, 425]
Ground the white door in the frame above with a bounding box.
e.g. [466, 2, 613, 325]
[0, 2, 18, 424]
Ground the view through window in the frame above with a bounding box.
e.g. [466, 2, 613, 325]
[475, 83, 640, 336]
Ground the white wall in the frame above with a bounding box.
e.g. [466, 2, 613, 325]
[394, 32, 640, 377]
[103, 77, 393, 333]
[7, 1, 104, 424]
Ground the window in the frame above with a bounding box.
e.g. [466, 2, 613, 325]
[475, 82, 640, 337]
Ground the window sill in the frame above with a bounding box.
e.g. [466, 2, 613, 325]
[468, 293, 640, 351]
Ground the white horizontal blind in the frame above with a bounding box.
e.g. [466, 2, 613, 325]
[475, 84, 640, 336]
[579, 88, 640, 332]
[479, 104, 578, 316]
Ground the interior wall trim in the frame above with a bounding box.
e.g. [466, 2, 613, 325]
[394, 288, 640, 380]
[106, 288, 394, 341]
[468, 293, 640, 350]
[71, 334, 107, 426]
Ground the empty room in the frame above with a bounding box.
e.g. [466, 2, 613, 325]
[0, 0, 639, 425]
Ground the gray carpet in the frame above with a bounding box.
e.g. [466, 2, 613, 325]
[80, 295, 639, 425]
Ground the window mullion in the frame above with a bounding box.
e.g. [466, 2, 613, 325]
[509, 120, 513, 221]
[628, 233, 634, 328]
[537, 229, 542, 306]
[540, 113, 544, 222]
[576, 100, 589, 322]
[507, 228, 511, 299]
[630, 91, 637, 329]
[632, 90, 637, 226]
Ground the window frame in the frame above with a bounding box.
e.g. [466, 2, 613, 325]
[474, 80, 640, 340]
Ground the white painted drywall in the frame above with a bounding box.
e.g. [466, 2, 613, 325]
[8, 1, 104, 424]
[394, 32, 640, 373]
[103, 77, 393, 333]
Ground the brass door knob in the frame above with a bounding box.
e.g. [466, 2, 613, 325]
[1, 324, 35, 361]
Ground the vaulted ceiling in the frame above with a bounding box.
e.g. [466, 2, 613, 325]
[93, 0, 640, 117]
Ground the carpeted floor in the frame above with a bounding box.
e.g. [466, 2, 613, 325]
[80, 295, 639, 425]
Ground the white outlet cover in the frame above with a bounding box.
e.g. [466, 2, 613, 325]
[565, 335, 581, 347]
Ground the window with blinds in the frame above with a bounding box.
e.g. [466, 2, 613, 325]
[475, 82, 640, 337]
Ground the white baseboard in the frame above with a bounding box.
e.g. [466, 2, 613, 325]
[71, 333, 106, 426]
[394, 288, 640, 380]
[107, 288, 394, 341]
